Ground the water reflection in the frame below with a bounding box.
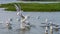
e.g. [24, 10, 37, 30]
[16, 28, 30, 34]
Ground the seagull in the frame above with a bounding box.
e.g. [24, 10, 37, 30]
[45, 26, 48, 34]
[14, 4, 30, 20]
[6, 19, 12, 29]
[40, 18, 49, 27]
[14, 4, 30, 30]
[41, 18, 48, 24]
[53, 24, 60, 31]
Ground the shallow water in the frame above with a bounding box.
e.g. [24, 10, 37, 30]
[0, 9, 60, 34]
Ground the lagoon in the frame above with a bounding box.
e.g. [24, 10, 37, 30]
[0, 9, 60, 34]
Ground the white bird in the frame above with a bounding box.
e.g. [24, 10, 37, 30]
[14, 4, 30, 30]
[14, 4, 30, 20]
[6, 20, 12, 29]
[41, 18, 48, 24]
[45, 26, 48, 34]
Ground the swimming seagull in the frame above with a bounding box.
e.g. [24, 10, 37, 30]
[53, 24, 60, 32]
[45, 26, 48, 34]
[6, 19, 12, 29]
[41, 18, 48, 24]
[40, 18, 49, 28]
[50, 22, 53, 34]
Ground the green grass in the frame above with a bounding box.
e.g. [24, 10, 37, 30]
[0, 3, 60, 12]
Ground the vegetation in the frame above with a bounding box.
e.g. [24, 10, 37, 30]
[0, 3, 60, 12]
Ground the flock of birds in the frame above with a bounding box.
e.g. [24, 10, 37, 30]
[5, 4, 31, 30]
[40, 19, 60, 34]
[0, 4, 60, 34]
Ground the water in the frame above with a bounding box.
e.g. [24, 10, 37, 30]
[0, 8, 60, 34]
[0, 0, 17, 4]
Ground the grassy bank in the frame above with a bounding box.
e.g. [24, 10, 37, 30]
[0, 3, 60, 12]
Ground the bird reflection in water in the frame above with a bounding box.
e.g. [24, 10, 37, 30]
[16, 28, 30, 34]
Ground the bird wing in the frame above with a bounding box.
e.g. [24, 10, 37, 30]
[14, 4, 21, 12]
